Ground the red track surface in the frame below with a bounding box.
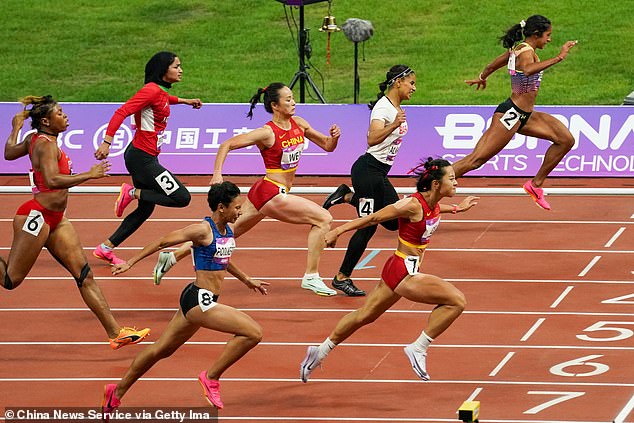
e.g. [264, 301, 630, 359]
[1, 176, 633, 422]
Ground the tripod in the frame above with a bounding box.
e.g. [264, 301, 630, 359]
[288, 4, 326, 103]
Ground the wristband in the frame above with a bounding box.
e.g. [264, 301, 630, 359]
[478, 72, 487, 81]
[102, 140, 112, 145]
[451, 204, 458, 214]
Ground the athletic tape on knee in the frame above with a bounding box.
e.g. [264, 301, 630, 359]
[75, 263, 90, 288]
[4, 273, 14, 290]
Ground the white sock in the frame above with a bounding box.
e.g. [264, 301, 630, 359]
[412, 331, 434, 353]
[303, 272, 319, 279]
[129, 187, 136, 198]
[101, 243, 113, 251]
[317, 337, 336, 360]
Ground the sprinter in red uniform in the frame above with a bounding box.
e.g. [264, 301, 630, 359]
[300, 158, 478, 382]
[93, 51, 202, 265]
[1, 95, 149, 350]
[152, 82, 342, 296]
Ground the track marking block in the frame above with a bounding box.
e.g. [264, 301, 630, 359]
[458, 400, 480, 422]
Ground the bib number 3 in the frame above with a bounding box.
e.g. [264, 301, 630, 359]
[155, 170, 179, 195]
[22, 210, 45, 237]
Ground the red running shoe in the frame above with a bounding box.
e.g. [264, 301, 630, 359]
[523, 180, 551, 211]
[198, 370, 224, 409]
[102, 384, 121, 421]
[115, 183, 134, 217]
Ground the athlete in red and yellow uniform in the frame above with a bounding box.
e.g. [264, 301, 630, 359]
[154, 82, 341, 296]
[1, 95, 149, 350]
[301, 158, 478, 383]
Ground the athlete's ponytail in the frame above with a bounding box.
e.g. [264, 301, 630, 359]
[246, 82, 287, 119]
[19, 95, 57, 130]
[500, 15, 551, 49]
[368, 65, 414, 110]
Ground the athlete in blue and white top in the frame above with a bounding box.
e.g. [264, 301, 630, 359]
[104, 182, 269, 414]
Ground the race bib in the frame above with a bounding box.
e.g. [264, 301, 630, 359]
[155, 170, 179, 195]
[198, 288, 218, 313]
[420, 216, 440, 245]
[213, 237, 235, 266]
[358, 198, 375, 217]
[281, 143, 303, 170]
[386, 138, 403, 163]
[156, 131, 166, 148]
[22, 209, 45, 237]
[404, 255, 421, 276]
[499, 107, 521, 130]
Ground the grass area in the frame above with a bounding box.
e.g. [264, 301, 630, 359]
[2, 0, 632, 105]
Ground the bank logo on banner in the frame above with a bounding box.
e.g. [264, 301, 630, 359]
[93, 122, 134, 157]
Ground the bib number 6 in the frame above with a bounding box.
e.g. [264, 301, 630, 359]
[22, 210, 45, 237]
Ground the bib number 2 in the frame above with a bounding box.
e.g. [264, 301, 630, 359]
[500, 107, 521, 130]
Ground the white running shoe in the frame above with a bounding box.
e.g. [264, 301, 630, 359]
[153, 251, 175, 285]
[300, 346, 322, 383]
[301, 276, 337, 296]
[403, 344, 430, 381]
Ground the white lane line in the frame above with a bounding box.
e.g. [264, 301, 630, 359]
[2, 246, 633, 254]
[578, 256, 601, 277]
[2, 376, 634, 389]
[17, 276, 634, 285]
[465, 387, 483, 402]
[520, 318, 546, 341]
[613, 393, 634, 423]
[489, 352, 515, 377]
[605, 227, 626, 247]
[6, 308, 634, 317]
[5, 341, 634, 351]
[550, 286, 575, 308]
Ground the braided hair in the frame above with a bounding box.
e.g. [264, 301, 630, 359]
[368, 65, 414, 110]
[19, 95, 57, 131]
[500, 15, 552, 49]
[246, 82, 287, 119]
[410, 157, 452, 192]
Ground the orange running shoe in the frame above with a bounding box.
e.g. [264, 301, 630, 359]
[109, 327, 150, 350]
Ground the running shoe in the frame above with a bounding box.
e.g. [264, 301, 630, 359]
[523, 180, 551, 211]
[301, 276, 337, 296]
[300, 345, 322, 383]
[332, 276, 365, 296]
[322, 184, 352, 210]
[102, 383, 121, 420]
[153, 251, 175, 285]
[403, 344, 430, 381]
[109, 327, 150, 350]
[93, 244, 126, 265]
[198, 370, 224, 409]
[115, 183, 135, 217]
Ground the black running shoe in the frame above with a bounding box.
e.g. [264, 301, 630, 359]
[332, 277, 366, 296]
[323, 184, 352, 210]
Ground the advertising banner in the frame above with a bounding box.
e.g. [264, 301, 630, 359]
[1, 102, 632, 177]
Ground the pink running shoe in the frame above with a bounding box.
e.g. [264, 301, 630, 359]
[523, 180, 551, 211]
[198, 370, 224, 409]
[102, 384, 121, 420]
[115, 183, 134, 217]
[93, 244, 126, 265]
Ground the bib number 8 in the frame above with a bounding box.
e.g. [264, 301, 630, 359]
[197, 288, 217, 312]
